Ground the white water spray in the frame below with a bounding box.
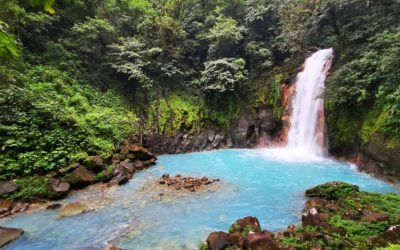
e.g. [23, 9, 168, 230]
[287, 48, 333, 157]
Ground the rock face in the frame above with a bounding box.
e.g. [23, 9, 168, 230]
[0, 226, 24, 247]
[230, 108, 258, 148]
[118, 141, 157, 162]
[0, 182, 19, 195]
[58, 202, 89, 218]
[141, 105, 277, 154]
[66, 167, 96, 188]
[346, 133, 400, 182]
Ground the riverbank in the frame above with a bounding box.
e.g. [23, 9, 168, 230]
[0, 141, 157, 219]
[202, 181, 400, 250]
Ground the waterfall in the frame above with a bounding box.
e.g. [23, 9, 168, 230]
[287, 48, 333, 157]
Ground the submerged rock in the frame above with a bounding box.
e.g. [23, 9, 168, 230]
[58, 202, 89, 218]
[157, 174, 220, 193]
[0, 181, 19, 195]
[0, 226, 24, 247]
[104, 245, 122, 250]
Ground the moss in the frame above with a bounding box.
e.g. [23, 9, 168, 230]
[376, 244, 400, 250]
[305, 181, 359, 200]
[198, 241, 208, 250]
[146, 93, 242, 134]
[279, 236, 324, 250]
[206, 95, 241, 129]
[9, 176, 60, 200]
[228, 222, 241, 233]
[228, 222, 256, 238]
[146, 94, 205, 135]
[281, 182, 400, 250]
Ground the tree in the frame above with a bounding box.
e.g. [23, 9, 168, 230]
[0, 21, 19, 61]
[71, 18, 115, 64]
[29, 0, 56, 14]
[201, 57, 247, 93]
[108, 37, 156, 89]
[207, 16, 245, 58]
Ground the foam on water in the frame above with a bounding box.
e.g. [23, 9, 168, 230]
[1, 149, 398, 250]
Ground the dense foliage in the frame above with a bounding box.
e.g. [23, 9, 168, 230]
[0, 0, 399, 181]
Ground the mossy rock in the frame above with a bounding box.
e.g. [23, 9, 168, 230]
[9, 176, 61, 200]
[305, 181, 359, 200]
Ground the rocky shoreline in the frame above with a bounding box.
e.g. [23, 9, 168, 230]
[339, 153, 400, 185]
[202, 181, 400, 250]
[0, 140, 157, 218]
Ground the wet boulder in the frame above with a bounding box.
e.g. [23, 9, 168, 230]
[0, 226, 24, 247]
[245, 232, 280, 250]
[58, 202, 89, 218]
[0, 182, 19, 196]
[118, 141, 157, 162]
[130, 145, 157, 161]
[84, 155, 104, 172]
[48, 178, 70, 197]
[230, 216, 262, 234]
[58, 163, 80, 175]
[207, 231, 229, 250]
[302, 208, 330, 229]
[109, 175, 129, 186]
[11, 202, 28, 214]
[65, 167, 96, 189]
[228, 232, 245, 248]
[46, 203, 62, 210]
[0, 200, 12, 216]
[109, 164, 131, 186]
[120, 161, 136, 175]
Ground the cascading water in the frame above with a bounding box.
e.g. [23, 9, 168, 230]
[287, 48, 333, 157]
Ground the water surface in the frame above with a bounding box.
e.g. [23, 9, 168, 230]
[2, 149, 398, 250]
